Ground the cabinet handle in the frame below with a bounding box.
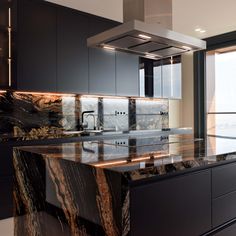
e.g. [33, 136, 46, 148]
[8, 7, 12, 87]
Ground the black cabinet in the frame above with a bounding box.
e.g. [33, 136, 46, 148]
[0, 0, 11, 88]
[213, 222, 236, 236]
[89, 48, 116, 95]
[17, 0, 57, 92]
[130, 170, 211, 236]
[88, 16, 119, 95]
[0, 143, 13, 220]
[212, 162, 236, 198]
[0, 176, 13, 219]
[57, 8, 89, 93]
[0, 144, 13, 176]
[212, 163, 236, 228]
[116, 52, 139, 96]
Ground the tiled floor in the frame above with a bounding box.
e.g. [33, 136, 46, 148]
[0, 218, 13, 236]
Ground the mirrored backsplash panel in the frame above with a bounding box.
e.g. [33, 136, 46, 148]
[0, 91, 169, 134]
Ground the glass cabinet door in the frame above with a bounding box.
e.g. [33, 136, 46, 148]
[153, 60, 162, 98]
[162, 56, 182, 99]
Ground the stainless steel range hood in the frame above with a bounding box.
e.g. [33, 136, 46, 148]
[87, 0, 206, 59]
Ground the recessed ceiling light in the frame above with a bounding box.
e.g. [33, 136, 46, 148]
[195, 28, 201, 32]
[145, 53, 157, 59]
[138, 34, 151, 40]
[200, 30, 206, 33]
[182, 46, 192, 50]
[103, 45, 115, 51]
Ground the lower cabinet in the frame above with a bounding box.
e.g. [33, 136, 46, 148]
[213, 222, 236, 236]
[0, 176, 13, 219]
[130, 170, 211, 236]
[212, 191, 236, 228]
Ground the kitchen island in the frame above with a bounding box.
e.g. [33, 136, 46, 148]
[13, 134, 236, 236]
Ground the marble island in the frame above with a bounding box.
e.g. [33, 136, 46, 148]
[13, 134, 236, 236]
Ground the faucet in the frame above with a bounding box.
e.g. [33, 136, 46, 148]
[79, 110, 95, 131]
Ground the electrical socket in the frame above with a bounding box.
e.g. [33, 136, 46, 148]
[115, 110, 126, 116]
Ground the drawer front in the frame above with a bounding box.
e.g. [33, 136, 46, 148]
[213, 222, 236, 236]
[0, 176, 13, 219]
[0, 177, 13, 206]
[212, 191, 236, 228]
[0, 145, 13, 176]
[212, 163, 236, 198]
[131, 170, 211, 236]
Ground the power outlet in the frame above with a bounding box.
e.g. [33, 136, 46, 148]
[115, 110, 126, 116]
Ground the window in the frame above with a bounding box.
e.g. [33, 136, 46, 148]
[206, 46, 236, 137]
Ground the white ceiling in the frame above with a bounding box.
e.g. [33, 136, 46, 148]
[46, 0, 123, 22]
[172, 0, 236, 38]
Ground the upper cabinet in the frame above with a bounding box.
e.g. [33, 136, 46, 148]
[116, 52, 139, 97]
[5, 0, 181, 98]
[140, 55, 182, 99]
[88, 16, 119, 96]
[89, 47, 116, 95]
[17, 0, 57, 92]
[57, 8, 89, 94]
[162, 57, 182, 99]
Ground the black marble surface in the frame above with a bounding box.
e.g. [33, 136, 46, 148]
[14, 134, 236, 181]
[0, 90, 169, 141]
[13, 134, 236, 235]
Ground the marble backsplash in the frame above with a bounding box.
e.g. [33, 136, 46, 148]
[0, 90, 168, 135]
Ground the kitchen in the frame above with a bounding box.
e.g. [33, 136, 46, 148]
[1, 0, 236, 235]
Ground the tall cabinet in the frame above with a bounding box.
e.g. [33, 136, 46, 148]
[57, 8, 89, 93]
[17, 0, 57, 92]
[0, 0, 12, 88]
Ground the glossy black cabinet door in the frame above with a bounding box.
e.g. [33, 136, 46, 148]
[0, 144, 13, 176]
[116, 52, 139, 96]
[0, 0, 11, 88]
[89, 48, 116, 95]
[0, 176, 13, 219]
[214, 222, 236, 236]
[88, 16, 119, 95]
[17, 0, 57, 92]
[57, 8, 89, 93]
[130, 170, 211, 236]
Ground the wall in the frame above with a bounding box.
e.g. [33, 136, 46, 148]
[0, 91, 168, 135]
[46, 0, 123, 22]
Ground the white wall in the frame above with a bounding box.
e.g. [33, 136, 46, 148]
[172, 0, 236, 38]
[46, 0, 123, 22]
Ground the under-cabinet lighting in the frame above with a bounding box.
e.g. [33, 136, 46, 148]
[138, 34, 151, 40]
[14, 91, 76, 96]
[145, 53, 158, 60]
[0, 90, 7, 93]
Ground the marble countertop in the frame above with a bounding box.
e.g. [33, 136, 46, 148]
[15, 134, 236, 182]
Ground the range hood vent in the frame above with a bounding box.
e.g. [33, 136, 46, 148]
[87, 20, 206, 59]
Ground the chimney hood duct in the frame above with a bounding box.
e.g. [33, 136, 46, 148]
[87, 0, 206, 59]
